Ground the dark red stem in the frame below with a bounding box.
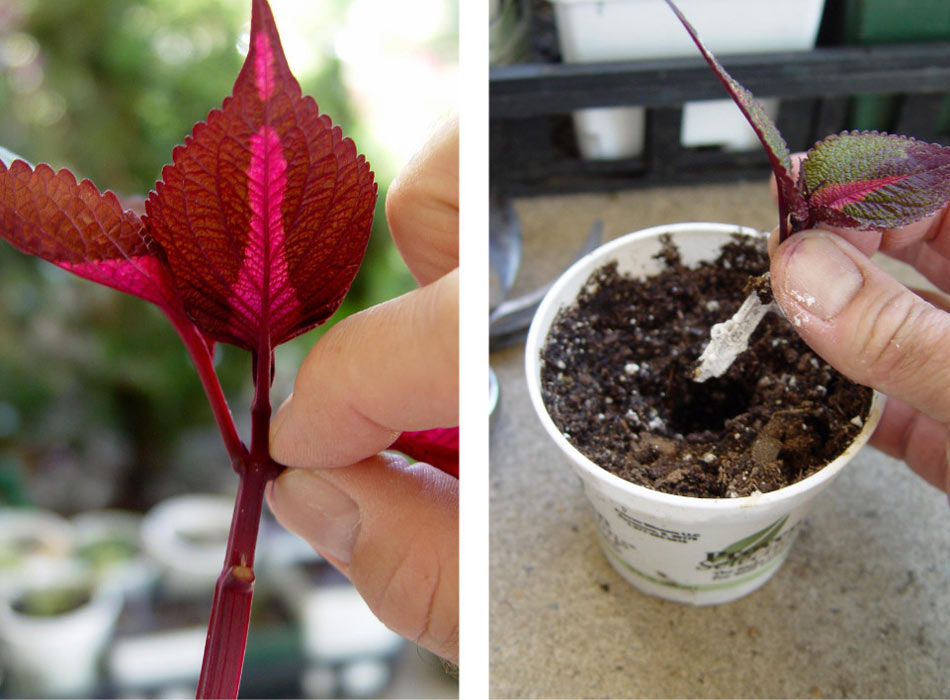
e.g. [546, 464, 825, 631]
[168, 311, 246, 461]
[195, 461, 265, 697]
[185, 332, 281, 698]
[195, 453, 279, 698]
[778, 191, 790, 244]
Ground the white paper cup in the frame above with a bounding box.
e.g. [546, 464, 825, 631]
[525, 223, 885, 605]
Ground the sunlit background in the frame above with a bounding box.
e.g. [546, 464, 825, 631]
[0, 0, 457, 697]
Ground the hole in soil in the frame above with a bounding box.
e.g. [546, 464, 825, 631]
[667, 375, 753, 434]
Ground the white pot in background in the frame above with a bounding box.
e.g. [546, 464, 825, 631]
[549, 0, 826, 159]
[0, 558, 122, 697]
[141, 494, 233, 595]
[72, 509, 158, 600]
[525, 223, 884, 604]
[0, 508, 75, 575]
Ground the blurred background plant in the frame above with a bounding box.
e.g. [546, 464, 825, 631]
[0, 0, 457, 513]
[0, 1, 457, 696]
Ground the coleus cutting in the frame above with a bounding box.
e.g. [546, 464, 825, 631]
[665, 0, 950, 242]
[0, 0, 457, 697]
[663, 0, 950, 381]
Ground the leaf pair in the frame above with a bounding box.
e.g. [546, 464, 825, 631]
[1, 4, 457, 697]
[665, 0, 950, 240]
[0, 0, 376, 354]
[0, 0, 460, 479]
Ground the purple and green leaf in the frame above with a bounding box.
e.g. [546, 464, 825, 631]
[665, 0, 950, 239]
[800, 131, 950, 230]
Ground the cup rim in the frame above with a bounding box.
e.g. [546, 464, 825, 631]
[525, 221, 885, 513]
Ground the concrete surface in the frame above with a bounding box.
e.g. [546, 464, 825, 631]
[489, 181, 950, 698]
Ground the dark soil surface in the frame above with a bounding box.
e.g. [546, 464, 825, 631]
[539, 234, 873, 498]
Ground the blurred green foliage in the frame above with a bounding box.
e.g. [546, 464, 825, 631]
[0, 0, 422, 511]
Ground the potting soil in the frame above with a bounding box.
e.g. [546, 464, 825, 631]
[539, 234, 873, 498]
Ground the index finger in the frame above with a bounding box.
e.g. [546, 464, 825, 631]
[269, 268, 458, 470]
[385, 116, 459, 285]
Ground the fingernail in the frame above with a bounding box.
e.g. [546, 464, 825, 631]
[783, 234, 864, 320]
[272, 469, 360, 564]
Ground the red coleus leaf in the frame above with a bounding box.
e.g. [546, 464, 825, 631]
[144, 0, 377, 352]
[801, 131, 950, 230]
[390, 427, 459, 478]
[0, 160, 181, 311]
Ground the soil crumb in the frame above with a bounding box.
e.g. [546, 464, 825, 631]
[539, 234, 873, 498]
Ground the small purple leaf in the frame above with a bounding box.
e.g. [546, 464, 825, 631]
[390, 427, 459, 478]
[801, 131, 950, 230]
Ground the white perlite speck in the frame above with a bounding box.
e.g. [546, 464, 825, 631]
[647, 415, 666, 431]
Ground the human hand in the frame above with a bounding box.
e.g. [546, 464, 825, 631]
[768, 204, 950, 495]
[266, 117, 459, 662]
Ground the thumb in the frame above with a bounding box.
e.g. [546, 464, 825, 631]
[266, 453, 459, 663]
[269, 268, 458, 470]
[770, 229, 950, 423]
